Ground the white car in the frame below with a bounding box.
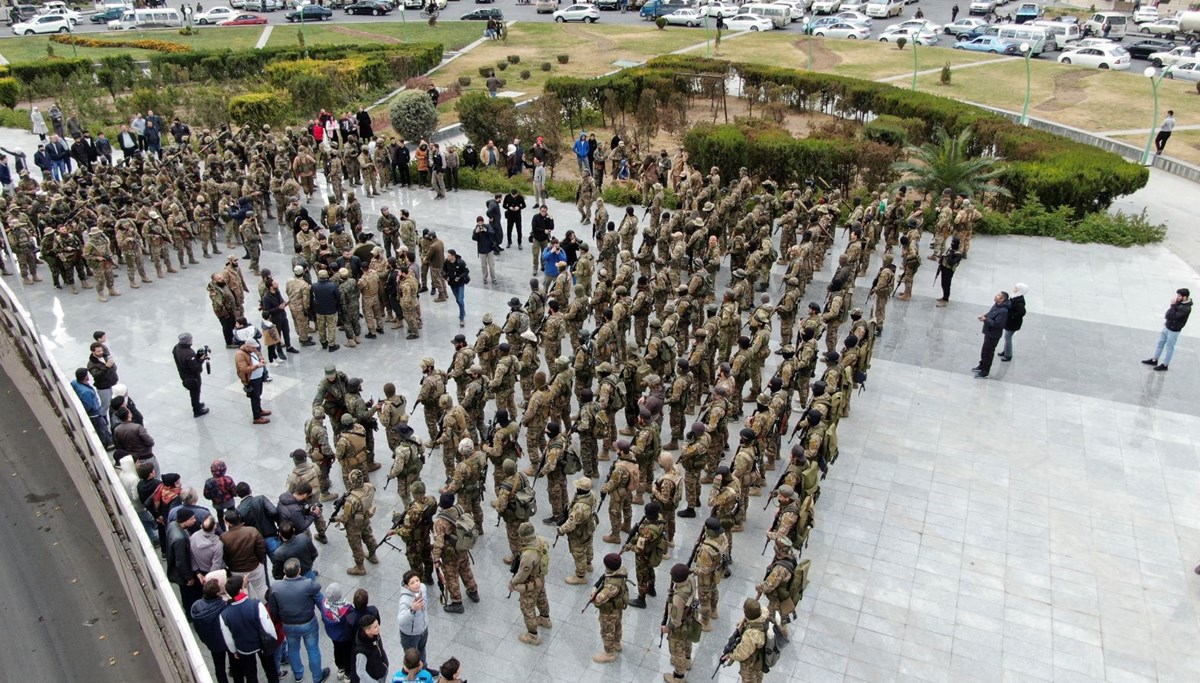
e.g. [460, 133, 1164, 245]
[969, 0, 997, 15]
[887, 19, 942, 33]
[833, 10, 871, 27]
[814, 21, 869, 38]
[229, 0, 247, 7]
[663, 7, 705, 25]
[771, 0, 804, 21]
[35, 7, 81, 24]
[878, 25, 937, 44]
[702, 1, 739, 18]
[726, 13, 774, 30]
[195, 6, 237, 23]
[1132, 7, 1159, 24]
[244, 0, 282, 10]
[810, 0, 841, 15]
[1058, 44, 1131, 70]
[1149, 46, 1196, 68]
[943, 17, 987, 37]
[840, 0, 868, 11]
[1072, 37, 1115, 49]
[553, 3, 599, 21]
[1164, 60, 1200, 82]
[12, 15, 72, 34]
[1143, 18, 1183, 37]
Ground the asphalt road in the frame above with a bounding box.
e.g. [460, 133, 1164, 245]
[0, 361, 161, 680]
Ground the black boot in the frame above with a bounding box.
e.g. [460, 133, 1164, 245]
[677, 507, 696, 518]
[629, 595, 647, 609]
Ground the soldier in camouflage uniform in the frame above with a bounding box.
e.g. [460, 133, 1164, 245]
[521, 372, 551, 475]
[285, 266, 315, 345]
[116, 218, 151, 288]
[558, 476, 596, 584]
[664, 359, 692, 451]
[334, 413, 369, 490]
[385, 422, 424, 509]
[336, 469, 379, 576]
[756, 536, 805, 637]
[693, 516, 729, 632]
[662, 563, 701, 683]
[304, 405, 336, 498]
[51, 224, 88, 293]
[82, 226, 119, 302]
[335, 268, 361, 347]
[492, 459, 531, 564]
[344, 378, 380, 471]
[415, 356, 444, 445]
[591, 552, 628, 663]
[398, 265, 422, 338]
[448, 334, 475, 401]
[722, 599, 768, 682]
[488, 342, 520, 417]
[600, 440, 637, 544]
[509, 522, 552, 645]
[538, 422, 569, 524]
[651, 453, 683, 546]
[572, 388, 604, 479]
[623, 501, 667, 609]
[678, 423, 709, 518]
[432, 493, 479, 613]
[483, 409, 521, 495]
[473, 312, 501, 378]
[576, 170, 595, 225]
[10, 218, 40, 284]
[143, 211, 175, 279]
[461, 366, 487, 444]
[388, 480, 436, 585]
[443, 438, 486, 536]
[436, 394, 470, 482]
[630, 408, 661, 503]
[283, 449, 330, 541]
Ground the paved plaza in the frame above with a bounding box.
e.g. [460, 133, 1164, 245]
[5, 120, 1200, 681]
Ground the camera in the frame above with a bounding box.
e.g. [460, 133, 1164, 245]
[197, 345, 212, 375]
[197, 345, 211, 358]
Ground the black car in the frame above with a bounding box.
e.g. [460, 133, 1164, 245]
[1125, 38, 1177, 61]
[461, 7, 501, 19]
[596, 0, 620, 9]
[345, 0, 392, 14]
[285, 4, 334, 20]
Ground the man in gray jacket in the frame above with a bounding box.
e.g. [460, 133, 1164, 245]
[267, 558, 331, 683]
[189, 515, 224, 577]
[974, 291, 1010, 379]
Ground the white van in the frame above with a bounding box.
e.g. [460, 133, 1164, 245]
[1031, 20, 1080, 49]
[865, 0, 902, 19]
[1084, 11, 1128, 40]
[990, 24, 1056, 54]
[109, 7, 183, 30]
[742, 2, 789, 28]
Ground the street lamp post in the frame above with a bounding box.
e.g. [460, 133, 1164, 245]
[1019, 42, 1031, 125]
[705, 14, 711, 58]
[911, 23, 927, 91]
[804, 14, 813, 71]
[1140, 66, 1167, 165]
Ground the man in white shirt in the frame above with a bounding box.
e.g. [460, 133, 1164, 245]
[1156, 110, 1176, 155]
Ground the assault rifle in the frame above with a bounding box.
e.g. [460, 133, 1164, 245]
[595, 455, 619, 522]
[380, 512, 405, 553]
[581, 572, 606, 613]
[684, 523, 708, 569]
[435, 564, 449, 606]
[658, 583, 673, 649]
[620, 517, 646, 554]
[713, 623, 747, 679]
[763, 466, 792, 511]
[329, 493, 349, 526]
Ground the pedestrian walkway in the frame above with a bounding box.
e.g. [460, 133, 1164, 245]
[3, 119, 1200, 681]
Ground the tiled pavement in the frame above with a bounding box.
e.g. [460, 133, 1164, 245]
[4, 124, 1200, 682]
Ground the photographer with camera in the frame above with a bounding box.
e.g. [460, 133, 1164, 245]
[173, 332, 209, 418]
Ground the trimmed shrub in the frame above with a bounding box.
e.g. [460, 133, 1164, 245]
[519, 70, 531, 80]
[7, 58, 92, 87]
[228, 92, 290, 128]
[540, 61, 552, 72]
[49, 34, 190, 53]
[496, 62, 508, 71]
[978, 196, 1165, 246]
[458, 76, 472, 87]
[507, 54, 521, 64]
[455, 92, 519, 148]
[896, 37, 907, 50]
[940, 62, 952, 86]
[0, 78, 19, 109]
[557, 54, 569, 64]
[390, 89, 439, 145]
[479, 66, 495, 78]
[656, 16, 667, 29]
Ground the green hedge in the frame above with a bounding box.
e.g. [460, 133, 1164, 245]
[978, 195, 1165, 246]
[0, 78, 18, 109]
[545, 56, 1148, 215]
[6, 57, 93, 85]
[228, 92, 291, 128]
[148, 42, 443, 84]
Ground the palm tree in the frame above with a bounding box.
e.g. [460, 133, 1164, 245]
[890, 127, 1010, 199]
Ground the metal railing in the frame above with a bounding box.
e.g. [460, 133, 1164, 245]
[0, 278, 213, 683]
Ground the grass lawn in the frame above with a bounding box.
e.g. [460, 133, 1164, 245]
[914, 58, 1198, 135]
[712, 32, 1008, 81]
[1110, 130, 1200, 167]
[266, 19, 486, 52]
[0, 26, 265, 63]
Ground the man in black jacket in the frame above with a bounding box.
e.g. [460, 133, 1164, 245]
[173, 332, 209, 417]
[391, 139, 411, 187]
[486, 193, 504, 248]
[87, 340, 119, 423]
[311, 269, 341, 352]
[999, 283, 1027, 362]
[166, 508, 202, 617]
[236, 481, 280, 556]
[974, 291, 1009, 379]
[1143, 287, 1192, 372]
[502, 188, 527, 251]
[444, 249, 471, 328]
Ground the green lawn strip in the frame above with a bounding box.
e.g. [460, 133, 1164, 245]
[267, 20, 487, 51]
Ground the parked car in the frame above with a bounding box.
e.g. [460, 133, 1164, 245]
[12, 14, 71, 33]
[664, 8, 706, 25]
[1148, 46, 1196, 68]
[1058, 44, 1131, 70]
[6, 4, 38, 25]
[968, 0, 996, 15]
[955, 35, 1020, 54]
[1164, 59, 1200, 81]
[461, 7, 502, 19]
[219, 12, 268, 24]
[34, 6, 80, 24]
[1142, 18, 1183, 37]
[944, 17, 988, 37]
[887, 19, 942, 34]
[1072, 37, 1115, 49]
[878, 25, 937, 44]
[554, 3, 599, 22]
[833, 10, 871, 27]
[344, 0, 392, 14]
[703, 1, 738, 18]
[1132, 7, 1159, 25]
[243, 0, 281, 11]
[595, 0, 621, 9]
[195, 6, 237, 23]
[840, 0, 868, 11]
[1125, 38, 1176, 60]
[640, 0, 690, 19]
[725, 13, 774, 30]
[811, 0, 842, 14]
[772, 0, 805, 21]
[1013, 2, 1041, 24]
[285, 3, 333, 20]
[90, 6, 126, 22]
[814, 21, 870, 38]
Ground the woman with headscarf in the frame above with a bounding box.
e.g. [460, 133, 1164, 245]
[999, 283, 1028, 362]
[30, 107, 48, 141]
[321, 583, 355, 680]
[203, 459, 238, 534]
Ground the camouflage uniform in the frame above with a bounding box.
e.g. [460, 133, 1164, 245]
[283, 450, 330, 539]
[116, 219, 150, 287]
[591, 558, 629, 662]
[81, 228, 118, 301]
[664, 572, 701, 681]
[432, 503, 479, 607]
[693, 525, 729, 630]
[509, 522, 551, 644]
[445, 440, 486, 536]
[600, 446, 637, 543]
[387, 428, 424, 509]
[394, 483, 436, 584]
[336, 469, 378, 575]
[286, 275, 314, 344]
[334, 415, 369, 490]
[558, 478, 596, 582]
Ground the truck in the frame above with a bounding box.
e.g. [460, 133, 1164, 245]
[1180, 11, 1200, 46]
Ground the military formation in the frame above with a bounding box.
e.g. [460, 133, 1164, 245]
[271, 152, 961, 682]
[18, 121, 977, 681]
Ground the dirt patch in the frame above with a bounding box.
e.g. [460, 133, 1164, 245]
[560, 24, 619, 53]
[323, 25, 402, 45]
[1035, 69, 1095, 112]
[790, 38, 841, 72]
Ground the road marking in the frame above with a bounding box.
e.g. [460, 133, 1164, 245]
[255, 25, 273, 50]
